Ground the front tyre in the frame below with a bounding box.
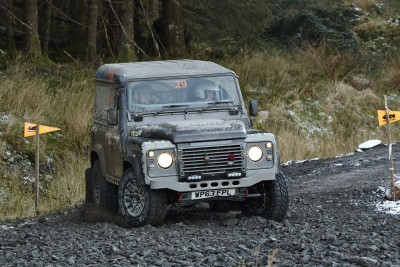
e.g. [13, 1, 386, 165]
[118, 168, 167, 227]
[242, 171, 289, 222]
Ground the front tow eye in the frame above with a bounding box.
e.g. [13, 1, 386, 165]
[133, 113, 143, 122]
[229, 107, 239, 115]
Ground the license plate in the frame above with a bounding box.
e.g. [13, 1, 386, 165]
[191, 189, 235, 200]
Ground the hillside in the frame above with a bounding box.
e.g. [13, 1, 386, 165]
[0, 0, 400, 219]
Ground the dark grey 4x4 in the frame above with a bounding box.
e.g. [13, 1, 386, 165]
[86, 60, 289, 227]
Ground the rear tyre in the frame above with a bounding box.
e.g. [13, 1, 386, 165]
[92, 160, 109, 208]
[241, 171, 289, 222]
[85, 168, 93, 203]
[118, 168, 167, 227]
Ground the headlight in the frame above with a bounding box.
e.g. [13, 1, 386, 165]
[157, 152, 173, 169]
[248, 146, 263, 162]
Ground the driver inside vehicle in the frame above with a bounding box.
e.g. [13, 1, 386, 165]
[205, 90, 215, 101]
[134, 85, 153, 104]
[193, 82, 220, 102]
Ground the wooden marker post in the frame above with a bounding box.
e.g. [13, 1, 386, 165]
[384, 96, 396, 201]
[24, 122, 60, 214]
[377, 96, 400, 200]
[35, 125, 40, 214]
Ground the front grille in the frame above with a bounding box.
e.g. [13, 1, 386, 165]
[178, 144, 245, 179]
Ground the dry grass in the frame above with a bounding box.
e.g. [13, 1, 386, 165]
[43, 152, 87, 213]
[0, 153, 87, 220]
[225, 47, 400, 163]
[1, 41, 400, 218]
[0, 59, 92, 219]
[0, 140, 6, 154]
[386, 54, 400, 89]
[0, 62, 93, 150]
[351, 0, 378, 10]
[0, 169, 36, 219]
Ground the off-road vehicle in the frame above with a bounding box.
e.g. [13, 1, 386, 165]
[86, 60, 289, 226]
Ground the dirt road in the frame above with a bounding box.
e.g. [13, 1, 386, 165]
[0, 144, 399, 266]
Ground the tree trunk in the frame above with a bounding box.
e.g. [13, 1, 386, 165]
[162, 0, 186, 58]
[69, 0, 88, 54]
[148, 0, 159, 23]
[3, 0, 15, 52]
[23, 0, 41, 57]
[144, 0, 161, 58]
[38, 0, 52, 54]
[117, 0, 135, 61]
[86, 0, 99, 65]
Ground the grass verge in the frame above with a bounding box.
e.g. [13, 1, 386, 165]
[1, 43, 400, 218]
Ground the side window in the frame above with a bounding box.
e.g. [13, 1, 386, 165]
[94, 82, 116, 120]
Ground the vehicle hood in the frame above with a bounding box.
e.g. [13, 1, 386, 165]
[137, 119, 246, 143]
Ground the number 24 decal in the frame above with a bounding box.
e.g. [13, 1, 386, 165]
[175, 80, 187, 88]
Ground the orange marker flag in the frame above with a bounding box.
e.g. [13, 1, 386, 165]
[377, 110, 400, 126]
[24, 122, 60, 137]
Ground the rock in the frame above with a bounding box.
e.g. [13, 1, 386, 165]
[67, 256, 76, 265]
[394, 181, 400, 199]
[107, 244, 119, 255]
[301, 255, 310, 264]
[351, 76, 371, 90]
[349, 256, 379, 267]
[0, 142, 399, 267]
[369, 245, 379, 252]
[332, 240, 344, 247]
[257, 111, 269, 123]
[219, 218, 238, 226]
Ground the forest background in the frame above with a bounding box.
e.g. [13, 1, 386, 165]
[0, 0, 400, 218]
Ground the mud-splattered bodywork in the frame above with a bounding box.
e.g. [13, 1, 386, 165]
[91, 59, 279, 201]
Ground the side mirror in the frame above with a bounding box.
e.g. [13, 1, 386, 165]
[107, 108, 118, 125]
[249, 99, 258, 116]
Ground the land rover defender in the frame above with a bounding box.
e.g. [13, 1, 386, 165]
[86, 60, 289, 226]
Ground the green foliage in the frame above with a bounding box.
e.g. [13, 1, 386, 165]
[0, 168, 35, 219]
[224, 43, 400, 162]
[0, 54, 93, 157]
[183, 0, 273, 57]
[0, 55, 92, 219]
[1, 0, 400, 219]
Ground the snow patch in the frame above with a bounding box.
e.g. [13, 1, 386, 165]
[376, 200, 400, 215]
[358, 139, 381, 150]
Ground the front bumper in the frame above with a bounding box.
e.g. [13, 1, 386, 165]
[149, 168, 276, 191]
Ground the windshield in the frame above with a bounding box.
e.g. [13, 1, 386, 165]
[127, 75, 241, 113]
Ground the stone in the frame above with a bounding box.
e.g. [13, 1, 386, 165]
[67, 256, 76, 264]
[351, 76, 371, 90]
[301, 255, 310, 264]
[349, 256, 379, 267]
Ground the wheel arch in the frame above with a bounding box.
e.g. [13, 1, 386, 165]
[276, 152, 281, 174]
[91, 144, 106, 176]
[124, 153, 147, 184]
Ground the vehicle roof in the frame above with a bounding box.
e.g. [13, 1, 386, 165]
[95, 60, 237, 83]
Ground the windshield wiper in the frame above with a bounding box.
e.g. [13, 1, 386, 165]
[209, 100, 234, 105]
[200, 100, 236, 111]
[201, 99, 240, 112]
[161, 104, 190, 109]
[131, 105, 190, 119]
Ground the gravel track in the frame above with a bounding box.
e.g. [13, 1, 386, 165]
[1, 145, 399, 266]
